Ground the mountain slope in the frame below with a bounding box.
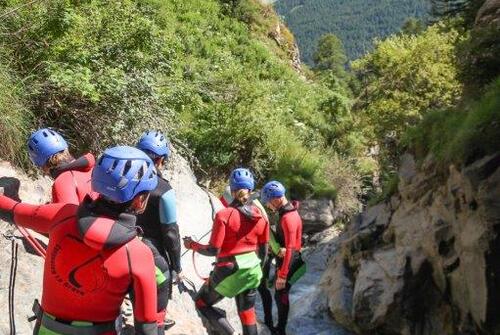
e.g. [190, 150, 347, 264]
[0, 0, 344, 198]
[274, 0, 430, 64]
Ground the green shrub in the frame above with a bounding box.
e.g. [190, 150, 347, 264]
[404, 76, 500, 167]
[1, 0, 176, 155]
[458, 25, 500, 92]
[0, 0, 348, 200]
[269, 144, 336, 200]
[0, 61, 32, 168]
[352, 22, 464, 146]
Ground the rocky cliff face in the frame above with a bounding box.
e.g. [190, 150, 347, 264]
[0, 162, 51, 335]
[475, 0, 500, 27]
[321, 152, 500, 335]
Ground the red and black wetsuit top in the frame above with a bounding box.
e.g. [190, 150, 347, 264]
[276, 201, 302, 279]
[193, 202, 269, 259]
[0, 195, 158, 334]
[50, 153, 96, 204]
[210, 204, 270, 258]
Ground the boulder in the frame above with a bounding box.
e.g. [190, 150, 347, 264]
[475, 0, 500, 27]
[299, 199, 336, 234]
[352, 249, 404, 330]
[322, 253, 355, 330]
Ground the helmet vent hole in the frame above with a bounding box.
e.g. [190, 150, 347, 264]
[110, 160, 119, 171]
[123, 160, 132, 176]
[135, 162, 146, 180]
[43, 131, 48, 137]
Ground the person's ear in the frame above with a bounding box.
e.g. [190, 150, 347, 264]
[270, 198, 279, 208]
[155, 157, 165, 169]
[131, 195, 142, 210]
[131, 193, 148, 211]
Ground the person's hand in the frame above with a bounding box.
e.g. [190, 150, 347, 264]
[276, 276, 287, 290]
[277, 247, 286, 258]
[0, 181, 19, 225]
[183, 237, 194, 249]
[175, 271, 185, 284]
[0, 177, 21, 202]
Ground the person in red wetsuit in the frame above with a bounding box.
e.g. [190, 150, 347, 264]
[27, 128, 95, 204]
[184, 168, 269, 335]
[219, 184, 279, 332]
[0, 146, 160, 335]
[261, 181, 306, 335]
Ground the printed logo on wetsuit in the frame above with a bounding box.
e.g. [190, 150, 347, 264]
[51, 235, 109, 296]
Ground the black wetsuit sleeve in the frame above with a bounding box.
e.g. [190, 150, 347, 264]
[195, 245, 219, 257]
[258, 243, 269, 268]
[160, 223, 182, 273]
[159, 188, 183, 273]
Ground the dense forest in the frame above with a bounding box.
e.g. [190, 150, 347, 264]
[274, 0, 430, 64]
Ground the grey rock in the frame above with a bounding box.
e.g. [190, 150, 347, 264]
[299, 198, 336, 234]
[322, 253, 355, 329]
[352, 249, 404, 330]
[399, 154, 417, 185]
[359, 203, 391, 231]
[475, 0, 500, 27]
[323, 152, 500, 334]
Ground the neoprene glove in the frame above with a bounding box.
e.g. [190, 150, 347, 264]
[0, 177, 21, 200]
[0, 177, 22, 225]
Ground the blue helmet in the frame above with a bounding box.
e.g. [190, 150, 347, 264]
[92, 146, 158, 203]
[27, 128, 68, 167]
[136, 130, 170, 158]
[261, 180, 286, 204]
[229, 168, 255, 192]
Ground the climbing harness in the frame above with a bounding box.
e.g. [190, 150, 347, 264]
[8, 238, 18, 335]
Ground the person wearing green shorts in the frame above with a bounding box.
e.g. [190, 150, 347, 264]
[184, 168, 269, 335]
